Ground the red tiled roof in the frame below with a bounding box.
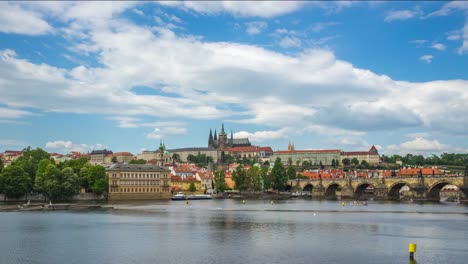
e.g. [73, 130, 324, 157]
[114, 152, 133, 156]
[226, 146, 273, 152]
[171, 175, 182, 181]
[341, 151, 378, 155]
[275, 149, 341, 154]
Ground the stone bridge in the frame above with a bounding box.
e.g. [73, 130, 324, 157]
[287, 174, 468, 201]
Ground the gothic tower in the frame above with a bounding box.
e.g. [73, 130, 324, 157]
[208, 129, 214, 148]
[218, 123, 227, 150]
[230, 129, 234, 147]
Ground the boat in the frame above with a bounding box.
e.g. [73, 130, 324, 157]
[171, 192, 187, 200]
[350, 201, 368, 206]
[187, 194, 212, 200]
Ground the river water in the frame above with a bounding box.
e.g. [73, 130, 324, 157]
[1, 200, 467, 264]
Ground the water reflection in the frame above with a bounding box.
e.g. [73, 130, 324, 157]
[0, 200, 467, 264]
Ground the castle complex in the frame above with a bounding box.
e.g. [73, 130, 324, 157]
[208, 123, 251, 150]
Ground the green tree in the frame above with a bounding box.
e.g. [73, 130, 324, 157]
[1, 165, 30, 198]
[287, 166, 296, 179]
[260, 166, 271, 190]
[79, 165, 91, 190]
[271, 158, 287, 191]
[361, 160, 368, 166]
[87, 165, 108, 195]
[34, 159, 53, 193]
[0, 158, 3, 174]
[172, 153, 182, 163]
[58, 157, 89, 174]
[129, 159, 146, 164]
[351, 158, 359, 166]
[189, 181, 196, 192]
[247, 166, 262, 192]
[61, 167, 80, 198]
[342, 158, 351, 166]
[295, 160, 301, 166]
[214, 170, 227, 192]
[13, 147, 51, 191]
[232, 165, 246, 191]
[287, 157, 293, 166]
[111, 156, 118, 163]
[43, 164, 63, 201]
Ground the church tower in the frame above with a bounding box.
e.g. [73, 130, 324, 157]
[208, 129, 214, 148]
[288, 141, 295, 151]
[230, 129, 234, 147]
[218, 123, 227, 150]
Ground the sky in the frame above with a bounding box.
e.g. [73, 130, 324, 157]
[0, 1, 467, 156]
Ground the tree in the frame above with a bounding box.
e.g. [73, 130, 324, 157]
[351, 158, 359, 166]
[263, 160, 270, 166]
[232, 165, 246, 191]
[61, 167, 80, 198]
[271, 158, 287, 191]
[260, 166, 271, 190]
[34, 159, 53, 193]
[87, 165, 108, 195]
[342, 158, 351, 166]
[13, 147, 50, 191]
[214, 170, 227, 192]
[247, 166, 263, 192]
[111, 156, 118, 163]
[171, 153, 181, 163]
[0, 158, 3, 174]
[1, 165, 30, 198]
[287, 166, 296, 179]
[361, 160, 368, 166]
[296, 160, 301, 166]
[287, 157, 293, 166]
[188, 181, 196, 192]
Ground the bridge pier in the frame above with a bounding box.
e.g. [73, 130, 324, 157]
[312, 183, 325, 199]
[373, 184, 389, 200]
[341, 178, 355, 199]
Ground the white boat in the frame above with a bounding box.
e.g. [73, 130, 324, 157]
[187, 194, 212, 200]
[171, 192, 187, 200]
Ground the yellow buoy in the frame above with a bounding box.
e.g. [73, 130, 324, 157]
[408, 243, 417, 259]
[242, 200, 246, 205]
[342, 201, 346, 207]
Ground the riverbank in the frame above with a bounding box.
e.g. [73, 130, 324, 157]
[0, 203, 113, 212]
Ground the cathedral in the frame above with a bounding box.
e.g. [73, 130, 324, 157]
[208, 124, 251, 150]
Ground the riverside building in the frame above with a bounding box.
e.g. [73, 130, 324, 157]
[107, 164, 171, 200]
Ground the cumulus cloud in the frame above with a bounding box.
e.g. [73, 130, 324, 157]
[45, 140, 106, 153]
[384, 137, 465, 155]
[0, 2, 53, 35]
[419, 54, 433, 63]
[146, 126, 188, 139]
[0, 2, 467, 144]
[310, 22, 339, 33]
[158, 1, 305, 18]
[384, 8, 423, 22]
[431, 43, 446, 51]
[245, 21, 267, 35]
[234, 128, 290, 143]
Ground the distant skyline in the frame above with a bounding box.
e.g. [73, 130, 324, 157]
[0, 1, 467, 156]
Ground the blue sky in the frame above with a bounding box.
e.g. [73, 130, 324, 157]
[0, 1, 467, 156]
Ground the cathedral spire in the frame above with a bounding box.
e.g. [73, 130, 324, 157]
[208, 129, 213, 147]
[220, 123, 225, 135]
[230, 129, 233, 147]
[214, 129, 217, 141]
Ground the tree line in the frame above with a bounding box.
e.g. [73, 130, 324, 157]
[0, 147, 107, 201]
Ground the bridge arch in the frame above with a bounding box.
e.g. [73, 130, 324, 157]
[284, 184, 292, 192]
[325, 183, 341, 200]
[303, 183, 313, 192]
[388, 182, 413, 200]
[354, 182, 375, 200]
[427, 181, 459, 201]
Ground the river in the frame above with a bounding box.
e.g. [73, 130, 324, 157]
[1, 199, 467, 264]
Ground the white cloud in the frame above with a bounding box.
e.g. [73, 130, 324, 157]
[234, 128, 290, 143]
[146, 126, 188, 139]
[384, 8, 423, 22]
[0, 4, 468, 140]
[279, 36, 302, 48]
[426, 2, 468, 18]
[310, 22, 339, 33]
[447, 32, 460, 41]
[158, 1, 305, 18]
[419, 54, 433, 63]
[409, 39, 427, 45]
[133, 8, 144, 16]
[384, 137, 468, 155]
[457, 21, 468, 54]
[431, 43, 446, 51]
[245, 21, 267, 35]
[0, 107, 34, 119]
[45, 140, 106, 153]
[0, 2, 53, 35]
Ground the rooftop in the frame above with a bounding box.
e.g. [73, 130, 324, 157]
[108, 164, 170, 172]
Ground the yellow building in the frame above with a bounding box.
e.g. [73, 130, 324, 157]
[170, 175, 202, 193]
[90, 149, 113, 164]
[113, 152, 134, 163]
[341, 145, 380, 164]
[107, 164, 171, 200]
